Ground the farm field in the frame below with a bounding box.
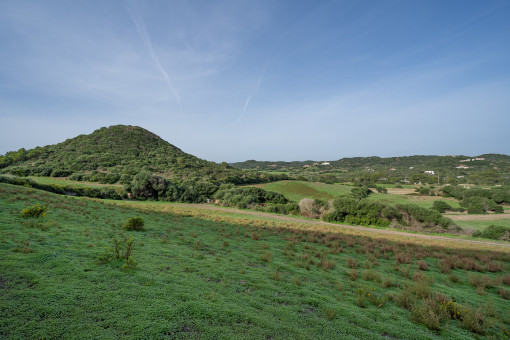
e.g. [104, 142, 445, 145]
[251, 180, 460, 209]
[1, 183, 510, 339]
[27, 176, 121, 188]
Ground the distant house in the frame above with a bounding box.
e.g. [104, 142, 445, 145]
[303, 165, 311, 168]
[459, 159, 471, 162]
[409, 167, 414, 169]
[474, 157, 485, 161]
[424, 171, 435, 175]
[321, 162, 330, 165]
[390, 168, 396, 171]
[456, 164, 470, 169]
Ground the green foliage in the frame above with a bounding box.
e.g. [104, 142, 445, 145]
[0, 175, 122, 200]
[214, 186, 288, 208]
[99, 234, 137, 271]
[1, 125, 288, 185]
[323, 196, 456, 232]
[351, 186, 371, 199]
[124, 216, 145, 231]
[20, 204, 48, 218]
[460, 196, 504, 214]
[431, 200, 452, 213]
[472, 225, 510, 241]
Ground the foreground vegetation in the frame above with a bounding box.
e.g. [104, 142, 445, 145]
[1, 183, 509, 339]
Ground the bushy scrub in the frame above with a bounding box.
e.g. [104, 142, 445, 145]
[460, 196, 504, 214]
[431, 200, 452, 213]
[20, 204, 48, 218]
[124, 216, 145, 231]
[214, 186, 288, 209]
[322, 195, 457, 232]
[299, 198, 329, 218]
[472, 225, 510, 241]
[98, 234, 137, 271]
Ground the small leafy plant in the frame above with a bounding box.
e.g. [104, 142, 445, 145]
[99, 234, 137, 271]
[20, 204, 48, 218]
[124, 216, 145, 231]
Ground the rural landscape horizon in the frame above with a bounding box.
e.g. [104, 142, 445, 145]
[2, 1, 510, 339]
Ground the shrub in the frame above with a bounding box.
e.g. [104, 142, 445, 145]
[349, 269, 358, 281]
[98, 234, 137, 271]
[485, 261, 503, 272]
[362, 269, 380, 282]
[380, 276, 394, 288]
[499, 287, 510, 300]
[472, 225, 510, 241]
[20, 204, 48, 218]
[346, 257, 360, 269]
[431, 200, 452, 213]
[502, 275, 510, 286]
[461, 305, 487, 335]
[417, 260, 429, 271]
[411, 298, 446, 331]
[124, 216, 145, 231]
[260, 251, 272, 263]
[449, 274, 460, 283]
[324, 307, 337, 320]
[393, 288, 415, 310]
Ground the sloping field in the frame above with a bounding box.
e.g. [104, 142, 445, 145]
[250, 181, 353, 201]
[2, 183, 509, 339]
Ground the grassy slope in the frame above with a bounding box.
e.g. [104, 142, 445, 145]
[1, 184, 509, 339]
[251, 181, 459, 209]
[27, 176, 121, 188]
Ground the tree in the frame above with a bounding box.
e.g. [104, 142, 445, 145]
[129, 171, 168, 199]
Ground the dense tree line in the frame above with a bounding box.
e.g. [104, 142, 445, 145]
[442, 185, 508, 214]
[323, 196, 458, 233]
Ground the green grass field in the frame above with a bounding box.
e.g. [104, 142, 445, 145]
[252, 180, 461, 209]
[250, 181, 354, 201]
[451, 218, 510, 232]
[27, 176, 121, 188]
[1, 183, 509, 339]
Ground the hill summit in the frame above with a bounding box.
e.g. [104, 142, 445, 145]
[1, 125, 274, 184]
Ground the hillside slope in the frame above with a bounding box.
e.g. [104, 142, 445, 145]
[0, 125, 282, 184]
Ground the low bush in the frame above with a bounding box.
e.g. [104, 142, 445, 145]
[20, 204, 48, 218]
[473, 225, 510, 241]
[124, 216, 145, 231]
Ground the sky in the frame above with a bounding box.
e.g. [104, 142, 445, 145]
[1, 0, 509, 162]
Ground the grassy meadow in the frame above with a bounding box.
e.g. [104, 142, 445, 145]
[27, 176, 122, 188]
[1, 183, 510, 339]
[250, 180, 458, 209]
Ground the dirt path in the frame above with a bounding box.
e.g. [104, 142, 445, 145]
[446, 213, 510, 221]
[176, 204, 510, 249]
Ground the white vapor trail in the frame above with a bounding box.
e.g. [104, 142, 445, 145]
[239, 62, 268, 121]
[126, 0, 182, 111]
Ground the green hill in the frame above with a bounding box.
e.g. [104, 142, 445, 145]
[231, 154, 510, 185]
[0, 125, 285, 184]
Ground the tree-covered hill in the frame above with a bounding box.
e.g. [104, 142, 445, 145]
[0, 125, 285, 184]
[231, 154, 510, 185]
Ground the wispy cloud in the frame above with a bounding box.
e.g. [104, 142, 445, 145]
[239, 61, 268, 121]
[126, 0, 182, 113]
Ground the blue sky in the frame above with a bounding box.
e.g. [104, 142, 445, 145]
[1, 0, 509, 162]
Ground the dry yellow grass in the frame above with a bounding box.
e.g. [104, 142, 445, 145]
[101, 199, 510, 253]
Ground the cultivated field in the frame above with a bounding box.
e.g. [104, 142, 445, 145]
[1, 183, 509, 339]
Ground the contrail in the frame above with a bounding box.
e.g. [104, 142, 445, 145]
[126, 0, 182, 111]
[239, 62, 268, 121]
